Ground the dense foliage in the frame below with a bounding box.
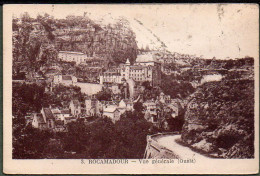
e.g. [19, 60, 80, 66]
[13, 109, 154, 159]
[160, 73, 195, 99]
[181, 79, 254, 158]
[13, 83, 48, 117]
[96, 88, 113, 102]
[12, 82, 85, 114]
[50, 84, 86, 108]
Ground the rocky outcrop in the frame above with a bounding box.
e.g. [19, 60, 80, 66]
[54, 16, 138, 64]
[12, 14, 138, 74]
[181, 79, 254, 158]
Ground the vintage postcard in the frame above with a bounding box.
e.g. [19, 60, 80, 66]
[3, 4, 259, 174]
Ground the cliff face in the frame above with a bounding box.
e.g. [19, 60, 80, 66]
[181, 79, 254, 158]
[54, 16, 138, 64]
[12, 14, 138, 74]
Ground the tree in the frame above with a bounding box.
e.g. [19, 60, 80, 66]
[160, 73, 195, 99]
[133, 102, 144, 113]
[96, 88, 112, 101]
[12, 83, 46, 117]
[113, 111, 153, 158]
[13, 124, 52, 159]
[142, 81, 152, 90]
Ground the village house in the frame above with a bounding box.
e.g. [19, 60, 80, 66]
[44, 68, 61, 81]
[32, 106, 78, 131]
[103, 107, 121, 123]
[143, 99, 157, 116]
[32, 113, 47, 130]
[32, 108, 55, 130]
[144, 111, 160, 127]
[119, 99, 134, 111]
[158, 92, 171, 104]
[69, 100, 81, 117]
[54, 120, 66, 132]
[41, 108, 56, 129]
[60, 109, 71, 120]
[53, 75, 77, 86]
[166, 104, 179, 118]
[51, 108, 71, 121]
[85, 98, 102, 117]
[51, 108, 62, 120]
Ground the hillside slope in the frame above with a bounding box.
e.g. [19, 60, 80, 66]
[181, 79, 254, 158]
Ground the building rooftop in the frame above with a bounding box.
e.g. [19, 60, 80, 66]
[59, 51, 86, 55]
[51, 109, 61, 114]
[64, 117, 77, 120]
[61, 109, 70, 114]
[103, 107, 119, 113]
[130, 66, 145, 69]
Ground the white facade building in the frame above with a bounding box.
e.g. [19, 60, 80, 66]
[103, 107, 121, 123]
[58, 51, 91, 65]
[119, 99, 134, 111]
[100, 54, 161, 87]
[69, 100, 81, 116]
[53, 75, 77, 86]
[85, 98, 102, 117]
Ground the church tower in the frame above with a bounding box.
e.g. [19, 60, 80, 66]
[125, 58, 131, 66]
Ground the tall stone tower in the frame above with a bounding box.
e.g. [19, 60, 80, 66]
[125, 58, 131, 80]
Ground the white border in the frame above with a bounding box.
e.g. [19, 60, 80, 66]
[3, 4, 259, 174]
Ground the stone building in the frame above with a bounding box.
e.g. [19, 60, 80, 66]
[53, 75, 77, 86]
[85, 98, 102, 117]
[58, 51, 92, 65]
[100, 54, 161, 87]
[32, 108, 55, 130]
[103, 107, 121, 123]
[69, 100, 81, 116]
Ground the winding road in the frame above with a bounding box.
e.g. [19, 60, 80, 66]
[155, 134, 210, 160]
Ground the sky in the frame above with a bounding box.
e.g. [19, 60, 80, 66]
[11, 4, 259, 59]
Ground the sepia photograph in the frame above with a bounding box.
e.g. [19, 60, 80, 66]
[3, 4, 259, 174]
